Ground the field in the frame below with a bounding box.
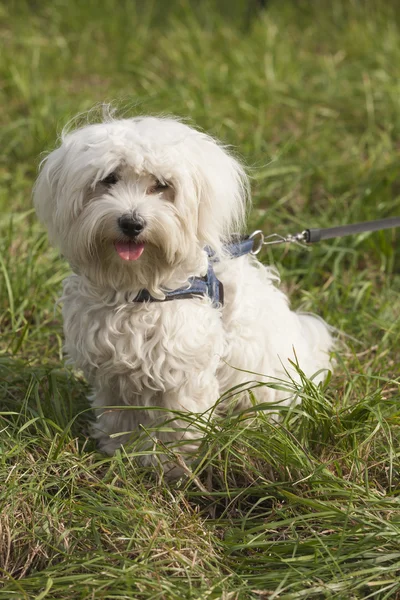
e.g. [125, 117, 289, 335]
[1, 1, 400, 598]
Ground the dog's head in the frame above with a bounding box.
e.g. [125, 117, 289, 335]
[33, 116, 249, 293]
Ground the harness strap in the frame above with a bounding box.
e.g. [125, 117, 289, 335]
[220, 236, 254, 259]
[134, 264, 224, 306]
[133, 237, 253, 306]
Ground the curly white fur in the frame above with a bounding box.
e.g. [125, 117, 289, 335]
[33, 114, 333, 474]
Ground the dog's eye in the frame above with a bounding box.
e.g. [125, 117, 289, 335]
[101, 172, 119, 185]
[148, 180, 169, 194]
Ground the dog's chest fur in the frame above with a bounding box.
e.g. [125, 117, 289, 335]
[60, 256, 331, 417]
[61, 274, 225, 396]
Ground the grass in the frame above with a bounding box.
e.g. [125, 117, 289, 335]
[1, 0, 400, 597]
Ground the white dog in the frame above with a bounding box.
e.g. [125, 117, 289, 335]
[33, 114, 332, 473]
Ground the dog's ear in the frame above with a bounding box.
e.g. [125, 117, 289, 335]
[33, 146, 65, 245]
[33, 143, 86, 247]
[191, 133, 250, 254]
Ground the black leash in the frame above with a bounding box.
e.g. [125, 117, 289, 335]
[130, 218, 400, 308]
[249, 216, 400, 253]
[303, 216, 400, 243]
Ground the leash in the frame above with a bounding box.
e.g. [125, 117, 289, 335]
[133, 216, 400, 307]
[248, 216, 400, 254]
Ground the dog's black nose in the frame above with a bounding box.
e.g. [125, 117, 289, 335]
[118, 214, 146, 238]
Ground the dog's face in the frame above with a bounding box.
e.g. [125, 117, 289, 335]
[34, 117, 248, 291]
[89, 169, 176, 262]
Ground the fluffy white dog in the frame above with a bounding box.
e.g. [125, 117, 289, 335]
[33, 114, 332, 473]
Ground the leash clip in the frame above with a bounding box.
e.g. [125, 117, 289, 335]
[286, 231, 309, 247]
[249, 229, 308, 254]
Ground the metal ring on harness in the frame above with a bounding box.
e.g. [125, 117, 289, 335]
[249, 230, 264, 255]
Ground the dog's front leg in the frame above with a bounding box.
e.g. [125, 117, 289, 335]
[89, 385, 152, 456]
[89, 372, 220, 476]
[148, 376, 220, 477]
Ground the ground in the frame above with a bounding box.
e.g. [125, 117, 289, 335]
[1, 1, 400, 598]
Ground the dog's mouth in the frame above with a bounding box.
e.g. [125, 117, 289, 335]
[114, 241, 145, 261]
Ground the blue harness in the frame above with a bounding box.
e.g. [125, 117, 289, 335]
[133, 236, 255, 307]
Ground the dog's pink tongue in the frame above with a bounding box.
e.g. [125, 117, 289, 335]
[115, 242, 145, 261]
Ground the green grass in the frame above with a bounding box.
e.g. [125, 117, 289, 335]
[1, 0, 400, 597]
